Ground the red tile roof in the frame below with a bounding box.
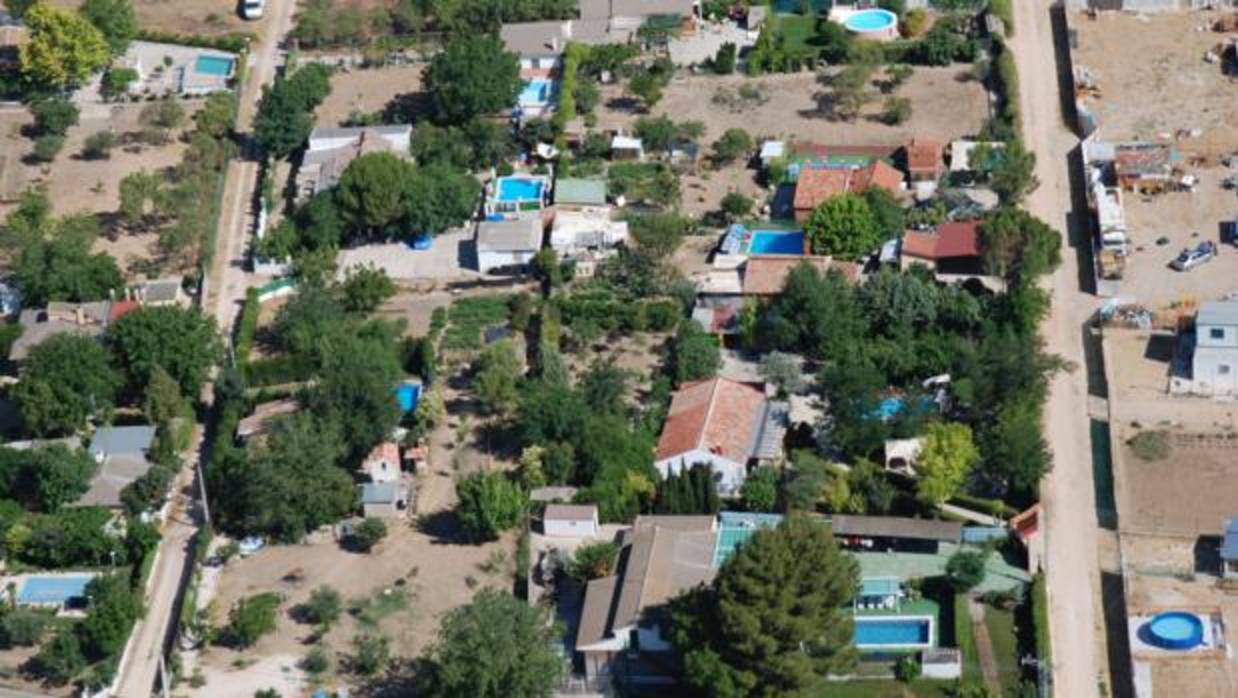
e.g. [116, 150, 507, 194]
[655, 378, 767, 464]
[901, 220, 982, 261]
[365, 441, 400, 467]
[107, 300, 140, 323]
[905, 137, 943, 175]
[742, 255, 860, 295]
[793, 161, 903, 213]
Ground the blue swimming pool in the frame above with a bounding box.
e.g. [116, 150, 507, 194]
[749, 231, 805, 255]
[18, 574, 96, 605]
[519, 79, 553, 106]
[395, 382, 421, 413]
[1142, 612, 1205, 650]
[497, 177, 544, 203]
[195, 55, 235, 77]
[845, 9, 898, 33]
[853, 616, 932, 648]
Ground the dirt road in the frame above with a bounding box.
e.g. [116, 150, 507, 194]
[1010, 3, 1107, 697]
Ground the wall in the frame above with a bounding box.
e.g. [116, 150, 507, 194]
[654, 450, 746, 495]
[545, 517, 599, 538]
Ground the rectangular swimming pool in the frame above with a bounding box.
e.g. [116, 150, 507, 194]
[195, 55, 235, 77]
[497, 177, 544, 203]
[853, 616, 933, 648]
[519, 79, 553, 106]
[18, 574, 96, 605]
[749, 230, 805, 255]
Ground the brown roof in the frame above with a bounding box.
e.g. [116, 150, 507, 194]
[611, 522, 717, 631]
[576, 575, 618, 647]
[792, 161, 903, 212]
[655, 378, 767, 464]
[545, 503, 598, 522]
[831, 515, 962, 543]
[905, 137, 943, 175]
[789, 142, 900, 161]
[901, 220, 982, 261]
[741, 255, 861, 295]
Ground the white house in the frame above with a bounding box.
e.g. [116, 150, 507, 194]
[1186, 301, 1238, 396]
[360, 442, 400, 484]
[653, 377, 786, 495]
[543, 503, 599, 538]
[297, 126, 413, 202]
[476, 218, 544, 274]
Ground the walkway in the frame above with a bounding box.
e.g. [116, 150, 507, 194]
[969, 598, 1002, 695]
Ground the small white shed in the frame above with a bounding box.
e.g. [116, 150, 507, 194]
[543, 503, 599, 538]
[476, 218, 544, 274]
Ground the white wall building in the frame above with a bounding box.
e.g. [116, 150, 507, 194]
[543, 504, 600, 538]
[1189, 301, 1238, 397]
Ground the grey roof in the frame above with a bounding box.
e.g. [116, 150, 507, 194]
[610, 0, 696, 18]
[89, 426, 156, 458]
[500, 20, 570, 57]
[309, 125, 411, 141]
[360, 481, 397, 504]
[1197, 301, 1238, 328]
[576, 575, 618, 647]
[545, 504, 597, 522]
[751, 401, 789, 460]
[1223, 518, 1238, 561]
[477, 218, 543, 252]
[831, 515, 962, 543]
[140, 278, 183, 303]
[554, 177, 607, 206]
[76, 454, 153, 508]
[10, 305, 108, 361]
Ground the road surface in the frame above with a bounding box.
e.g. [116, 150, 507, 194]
[114, 0, 299, 694]
[1010, 2, 1107, 697]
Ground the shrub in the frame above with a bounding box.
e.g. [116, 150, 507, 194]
[712, 42, 736, 74]
[81, 130, 117, 160]
[350, 634, 390, 676]
[100, 67, 138, 100]
[946, 550, 988, 592]
[225, 593, 281, 648]
[31, 134, 64, 162]
[720, 192, 754, 222]
[568, 542, 620, 582]
[350, 517, 388, 553]
[711, 127, 753, 166]
[301, 586, 342, 628]
[902, 8, 929, 37]
[1127, 430, 1169, 462]
[881, 97, 912, 125]
[1, 609, 50, 647]
[30, 97, 79, 136]
[989, 0, 1014, 36]
[894, 654, 920, 682]
[301, 645, 329, 674]
[234, 288, 259, 365]
[1031, 573, 1050, 662]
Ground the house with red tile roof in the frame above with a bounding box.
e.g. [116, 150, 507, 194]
[741, 255, 862, 295]
[360, 441, 401, 484]
[899, 220, 983, 274]
[904, 137, 944, 182]
[792, 160, 904, 222]
[654, 377, 788, 495]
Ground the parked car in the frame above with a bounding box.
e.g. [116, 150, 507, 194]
[1170, 241, 1217, 271]
[241, 0, 264, 19]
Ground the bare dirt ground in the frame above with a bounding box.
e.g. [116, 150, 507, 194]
[50, 0, 254, 37]
[1071, 10, 1237, 151]
[314, 65, 425, 129]
[1101, 329, 1238, 429]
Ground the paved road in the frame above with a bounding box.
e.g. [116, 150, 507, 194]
[114, 0, 299, 694]
[1010, 2, 1107, 697]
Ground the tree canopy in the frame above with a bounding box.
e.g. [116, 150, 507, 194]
[805, 192, 880, 261]
[454, 471, 525, 542]
[14, 334, 121, 436]
[79, 0, 136, 55]
[18, 2, 109, 87]
[424, 36, 521, 124]
[106, 306, 223, 398]
[915, 421, 979, 506]
[425, 589, 563, 698]
[979, 207, 1061, 287]
[254, 64, 333, 158]
[670, 514, 860, 697]
[4, 198, 123, 307]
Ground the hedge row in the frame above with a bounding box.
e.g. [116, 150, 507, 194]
[989, 0, 1014, 37]
[234, 288, 259, 365]
[951, 492, 1017, 519]
[551, 43, 586, 134]
[136, 29, 254, 54]
[557, 295, 682, 334]
[243, 354, 314, 387]
[992, 37, 1021, 140]
[954, 593, 981, 682]
[1031, 573, 1051, 663]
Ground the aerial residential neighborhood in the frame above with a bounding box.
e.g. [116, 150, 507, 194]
[0, 0, 1233, 696]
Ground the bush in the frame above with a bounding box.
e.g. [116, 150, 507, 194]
[234, 288, 259, 365]
[350, 517, 388, 553]
[225, 593, 281, 648]
[1031, 573, 1050, 662]
[350, 634, 390, 676]
[711, 127, 753, 166]
[720, 192, 753, 222]
[1127, 430, 1169, 462]
[568, 542, 620, 582]
[30, 97, 79, 136]
[712, 42, 736, 74]
[81, 130, 117, 160]
[946, 550, 988, 592]
[301, 586, 342, 628]
[989, 0, 1014, 37]
[881, 96, 912, 125]
[1, 610, 50, 647]
[954, 593, 978, 676]
[100, 67, 138, 100]
[894, 654, 920, 682]
[302, 645, 329, 674]
[30, 134, 64, 163]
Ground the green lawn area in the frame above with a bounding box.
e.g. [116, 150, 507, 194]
[984, 605, 1023, 694]
[774, 14, 818, 53]
[826, 679, 958, 697]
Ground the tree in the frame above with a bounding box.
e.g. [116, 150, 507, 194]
[719, 192, 753, 222]
[100, 67, 137, 99]
[254, 64, 333, 158]
[881, 96, 912, 125]
[988, 139, 1039, 205]
[339, 264, 396, 313]
[118, 171, 163, 227]
[302, 585, 342, 629]
[979, 207, 1061, 286]
[455, 472, 525, 542]
[758, 351, 804, 397]
[81, 130, 116, 160]
[740, 465, 778, 512]
[568, 541, 619, 582]
[712, 41, 737, 74]
[106, 306, 222, 397]
[711, 128, 753, 166]
[627, 69, 663, 111]
[30, 134, 63, 162]
[350, 517, 387, 553]
[137, 98, 185, 144]
[474, 339, 522, 418]
[862, 186, 905, 242]
[945, 549, 988, 592]
[336, 152, 412, 237]
[79, 0, 136, 54]
[350, 634, 390, 676]
[805, 192, 880, 260]
[14, 334, 121, 436]
[831, 64, 875, 121]
[915, 422, 979, 506]
[78, 574, 141, 660]
[424, 36, 521, 124]
[628, 212, 689, 260]
[530, 247, 562, 291]
[668, 320, 720, 386]
[981, 396, 1050, 501]
[670, 514, 859, 696]
[28, 629, 85, 685]
[30, 97, 79, 135]
[18, 2, 109, 87]
[426, 589, 563, 698]
[227, 593, 281, 648]
[401, 163, 481, 237]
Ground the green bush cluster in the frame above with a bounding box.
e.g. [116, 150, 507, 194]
[989, 0, 1014, 37]
[234, 288, 259, 366]
[989, 38, 1021, 140]
[135, 29, 252, 53]
[1031, 573, 1051, 663]
[441, 295, 514, 352]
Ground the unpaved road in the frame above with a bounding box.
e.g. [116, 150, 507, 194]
[1011, 2, 1106, 697]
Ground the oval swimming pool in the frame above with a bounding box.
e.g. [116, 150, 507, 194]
[844, 9, 898, 36]
[1142, 612, 1204, 650]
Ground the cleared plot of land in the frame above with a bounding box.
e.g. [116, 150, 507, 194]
[1100, 329, 1238, 429]
[50, 0, 254, 37]
[314, 65, 425, 129]
[1071, 10, 1237, 151]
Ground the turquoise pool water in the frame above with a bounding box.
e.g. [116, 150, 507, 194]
[1143, 612, 1204, 650]
[845, 9, 897, 32]
[195, 55, 235, 77]
[854, 617, 931, 647]
[497, 177, 544, 202]
[394, 382, 421, 413]
[19, 575, 95, 605]
[519, 79, 552, 106]
[749, 231, 804, 255]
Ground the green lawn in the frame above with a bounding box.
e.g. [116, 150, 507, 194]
[774, 14, 818, 53]
[983, 605, 1023, 694]
[827, 679, 958, 697]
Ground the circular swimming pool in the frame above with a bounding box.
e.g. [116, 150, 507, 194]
[844, 9, 898, 38]
[1142, 612, 1204, 650]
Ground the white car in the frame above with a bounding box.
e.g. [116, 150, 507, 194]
[241, 0, 264, 20]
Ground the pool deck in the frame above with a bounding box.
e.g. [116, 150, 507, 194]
[854, 543, 1032, 595]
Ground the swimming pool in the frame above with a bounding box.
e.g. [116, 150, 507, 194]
[1141, 612, 1205, 650]
[844, 9, 898, 34]
[18, 574, 96, 605]
[195, 55, 235, 77]
[394, 382, 422, 413]
[519, 79, 553, 106]
[853, 616, 933, 648]
[497, 177, 544, 203]
[749, 231, 805, 255]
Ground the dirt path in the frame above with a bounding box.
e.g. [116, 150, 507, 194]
[1011, 2, 1107, 697]
[969, 599, 1002, 694]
